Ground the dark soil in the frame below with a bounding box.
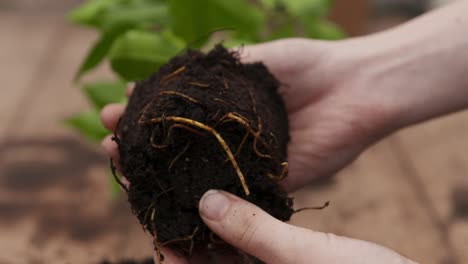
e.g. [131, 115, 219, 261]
[115, 45, 294, 261]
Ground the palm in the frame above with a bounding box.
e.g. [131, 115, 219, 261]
[240, 39, 380, 191]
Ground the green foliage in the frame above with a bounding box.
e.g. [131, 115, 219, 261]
[109, 30, 184, 80]
[67, 0, 346, 195]
[168, 0, 264, 45]
[65, 110, 109, 142]
[84, 80, 127, 109]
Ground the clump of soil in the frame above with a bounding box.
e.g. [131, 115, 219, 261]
[115, 45, 294, 261]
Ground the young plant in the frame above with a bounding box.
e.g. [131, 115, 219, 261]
[67, 0, 345, 196]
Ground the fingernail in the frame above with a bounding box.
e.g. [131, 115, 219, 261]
[199, 190, 230, 221]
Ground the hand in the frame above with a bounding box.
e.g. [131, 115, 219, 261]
[198, 190, 416, 264]
[100, 39, 402, 264]
[235, 39, 394, 191]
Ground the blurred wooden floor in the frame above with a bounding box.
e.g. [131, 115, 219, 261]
[1, 4, 468, 264]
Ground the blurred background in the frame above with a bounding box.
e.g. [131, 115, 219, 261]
[1, 0, 468, 263]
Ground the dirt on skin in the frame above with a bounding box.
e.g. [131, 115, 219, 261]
[115, 45, 294, 262]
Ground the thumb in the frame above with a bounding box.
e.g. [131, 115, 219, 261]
[199, 190, 416, 264]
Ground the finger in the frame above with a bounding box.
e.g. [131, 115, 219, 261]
[126, 82, 135, 97]
[235, 39, 317, 75]
[199, 190, 415, 264]
[101, 134, 121, 167]
[101, 135, 119, 161]
[100, 104, 126, 132]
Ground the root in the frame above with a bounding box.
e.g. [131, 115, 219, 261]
[151, 209, 164, 264]
[252, 117, 271, 159]
[149, 116, 250, 196]
[142, 203, 155, 231]
[220, 112, 271, 159]
[160, 226, 200, 256]
[110, 159, 128, 192]
[247, 88, 257, 115]
[167, 124, 205, 139]
[159, 91, 201, 105]
[245, 89, 272, 158]
[187, 81, 209, 88]
[233, 131, 249, 158]
[138, 96, 159, 125]
[266, 162, 288, 181]
[213, 98, 237, 108]
[294, 201, 330, 214]
[150, 122, 204, 151]
[161, 66, 186, 84]
[141, 188, 174, 230]
[169, 142, 190, 170]
[150, 128, 168, 149]
[210, 109, 223, 122]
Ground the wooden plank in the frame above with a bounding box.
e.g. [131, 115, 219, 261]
[390, 110, 468, 262]
[290, 138, 450, 264]
[0, 18, 147, 263]
[0, 13, 60, 138]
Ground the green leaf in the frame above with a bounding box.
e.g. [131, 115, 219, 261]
[74, 24, 134, 81]
[66, 110, 109, 142]
[222, 38, 255, 48]
[268, 23, 295, 40]
[109, 30, 185, 81]
[84, 81, 127, 109]
[68, 0, 168, 30]
[283, 0, 333, 17]
[67, 0, 122, 27]
[260, 0, 278, 9]
[98, 4, 169, 31]
[168, 0, 264, 45]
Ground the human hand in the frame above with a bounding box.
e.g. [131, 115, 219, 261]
[234, 39, 395, 191]
[98, 39, 414, 264]
[197, 189, 416, 264]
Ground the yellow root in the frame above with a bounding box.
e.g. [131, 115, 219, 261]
[245, 89, 271, 158]
[167, 123, 205, 139]
[151, 122, 205, 151]
[160, 226, 199, 246]
[151, 209, 163, 264]
[213, 98, 236, 107]
[252, 118, 271, 159]
[187, 81, 210, 88]
[220, 113, 271, 159]
[161, 66, 186, 84]
[159, 91, 201, 105]
[266, 162, 288, 181]
[149, 116, 250, 196]
[233, 131, 249, 158]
